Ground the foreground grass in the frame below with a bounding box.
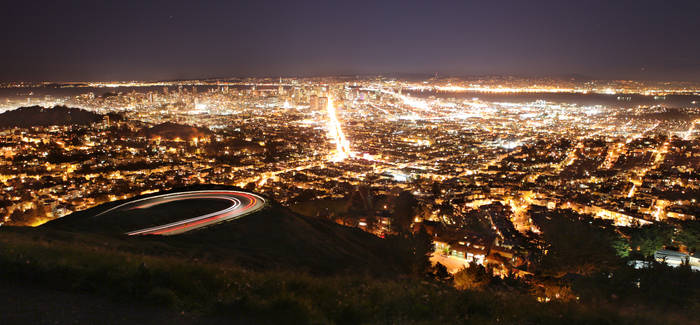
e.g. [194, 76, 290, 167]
[0, 228, 685, 324]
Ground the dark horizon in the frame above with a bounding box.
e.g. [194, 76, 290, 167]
[1, 0, 698, 82]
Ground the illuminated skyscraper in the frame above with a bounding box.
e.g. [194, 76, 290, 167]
[318, 96, 328, 111]
[309, 95, 318, 110]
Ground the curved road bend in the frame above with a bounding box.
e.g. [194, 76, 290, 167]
[94, 190, 266, 236]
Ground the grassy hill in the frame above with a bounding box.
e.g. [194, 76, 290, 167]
[0, 225, 689, 324]
[1, 185, 692, 323]
[42, 185, 407, 275]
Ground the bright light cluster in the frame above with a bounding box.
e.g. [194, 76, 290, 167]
[325, 97, 351, 161]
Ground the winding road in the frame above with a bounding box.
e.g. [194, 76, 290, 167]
[94, 190, 266, 236]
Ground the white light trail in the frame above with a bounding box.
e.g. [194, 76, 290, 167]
[326, 97, 351, 161]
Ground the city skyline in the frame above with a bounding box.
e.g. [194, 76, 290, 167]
[1, 2, 698, 323]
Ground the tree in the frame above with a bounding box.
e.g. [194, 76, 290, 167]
[7, 201, 47, 226]
[531, 209, 621, 275]
[629, 224, 673, 258]
[441, 244, 451, 256]
[411, 227, 433, 276]
[462, 211, 493, 236]
[364, 214, 379, 232]
[453, 263, 491, 290]
[385, 227, 433, 276]
[434, 262, 450, 279]
[438, 201, 454, 220]
[244, 182, 256, 192]
[263, 141, 279, 163]
[612, 238, 631, 258]
[431, 182, 441, 197]
[675, 220, 700, 254]
[392, 191, 418, 234]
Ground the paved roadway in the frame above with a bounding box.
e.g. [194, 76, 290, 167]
[94, 190, 266, 236]
[430, 252, 470, 274]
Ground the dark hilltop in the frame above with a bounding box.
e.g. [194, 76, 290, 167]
[138, 122, 213, 140]
[42, 185, 407, 275]
[0, 105, 104, 128]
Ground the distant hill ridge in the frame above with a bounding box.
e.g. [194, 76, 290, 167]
[139, 122, 212, 139]
[0, 105, 103, 128]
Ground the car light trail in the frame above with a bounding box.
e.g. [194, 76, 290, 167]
[326, 97, 351, 161]
[93, 190, 266, 235]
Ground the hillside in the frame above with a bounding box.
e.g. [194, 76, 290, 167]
[176, 202, 404, 274]
[0, 185, 694, 323]
[139, 122, 212, 139]
[42, 185, 406, 275]
[0, 226, 688, 324]
[0, 105, 103, 128]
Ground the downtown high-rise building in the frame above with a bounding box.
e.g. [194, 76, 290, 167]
[309, 95, 318, 110]
[318, 96, 328, 110]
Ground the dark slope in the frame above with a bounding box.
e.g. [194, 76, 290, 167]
[173, 202, 404, 274]
[0, 105, 103, 128]
[0, 282, 234, 325]
[43, 185, 235, 233]
[47, 198, 231, 234]
[43, 185, 405, 275]
[139, 122, 212, 139]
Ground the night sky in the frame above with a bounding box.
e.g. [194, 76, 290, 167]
[1, 0, 698, 81]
